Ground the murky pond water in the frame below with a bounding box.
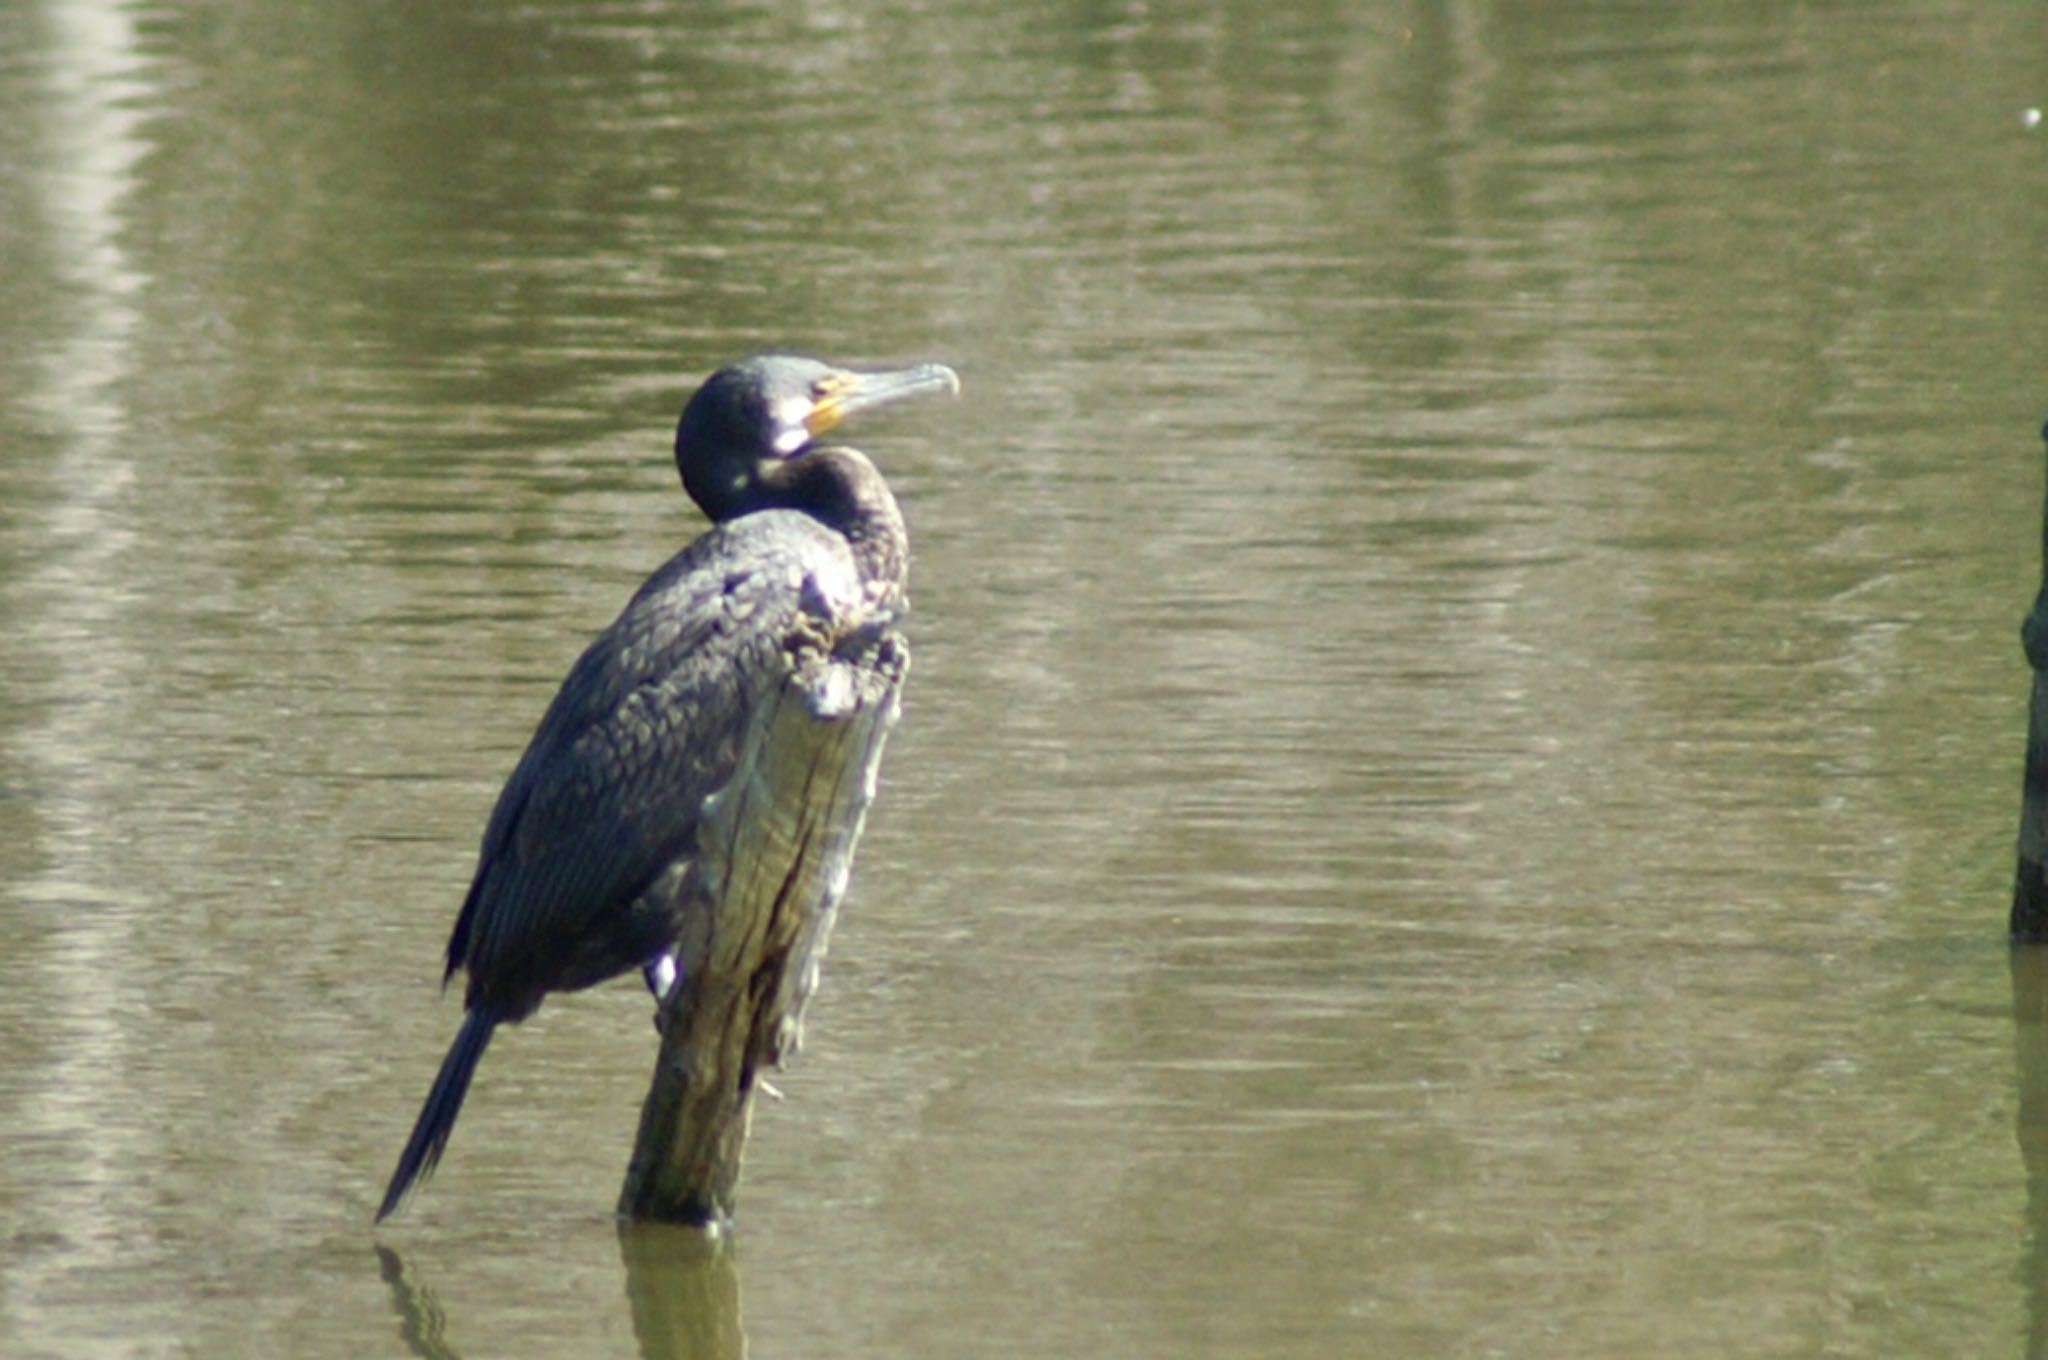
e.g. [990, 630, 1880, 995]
[5, 2, 2048, 1356]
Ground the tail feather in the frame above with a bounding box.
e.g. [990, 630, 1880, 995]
[377, 1008, 497, 1222]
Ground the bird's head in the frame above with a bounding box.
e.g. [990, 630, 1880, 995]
[675, 354, 959, 522]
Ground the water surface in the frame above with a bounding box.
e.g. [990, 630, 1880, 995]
[3, 2, 2046, 1356]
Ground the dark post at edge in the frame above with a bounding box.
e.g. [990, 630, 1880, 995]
[2015, 421, 2048, 940]
[618, 626, 907, 1226]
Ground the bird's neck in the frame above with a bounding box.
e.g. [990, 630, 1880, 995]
[763, 447, 908, 602]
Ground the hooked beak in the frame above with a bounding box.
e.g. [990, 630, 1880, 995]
[803, 362, 961, 441]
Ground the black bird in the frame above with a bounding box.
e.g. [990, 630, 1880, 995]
[376, 354, 958, 1221]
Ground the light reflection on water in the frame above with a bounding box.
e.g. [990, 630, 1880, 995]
[1, 1, 2045, 1357]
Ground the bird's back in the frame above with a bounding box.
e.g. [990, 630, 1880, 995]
[446, 509, 881, 1016]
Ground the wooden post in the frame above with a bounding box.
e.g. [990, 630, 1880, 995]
[2017, 421, 2048, 941]
[617, 623, 907, 1226]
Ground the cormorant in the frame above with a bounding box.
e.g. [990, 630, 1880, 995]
[376, 354, 958, 1222]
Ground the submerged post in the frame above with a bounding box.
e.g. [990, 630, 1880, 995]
[618, 623, 907, 1226]
[2016, 421, 2048, 941]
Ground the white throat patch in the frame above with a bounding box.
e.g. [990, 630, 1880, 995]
[770, 396, 814, 454]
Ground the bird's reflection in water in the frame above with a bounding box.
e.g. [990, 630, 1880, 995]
[375, 1243, 459, 1360]
[373, 1227, 743, 1360]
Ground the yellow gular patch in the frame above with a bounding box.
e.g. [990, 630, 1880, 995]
[803, 375, 856, 435]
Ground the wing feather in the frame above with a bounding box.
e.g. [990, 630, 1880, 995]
[446, 511, 860, 1011]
